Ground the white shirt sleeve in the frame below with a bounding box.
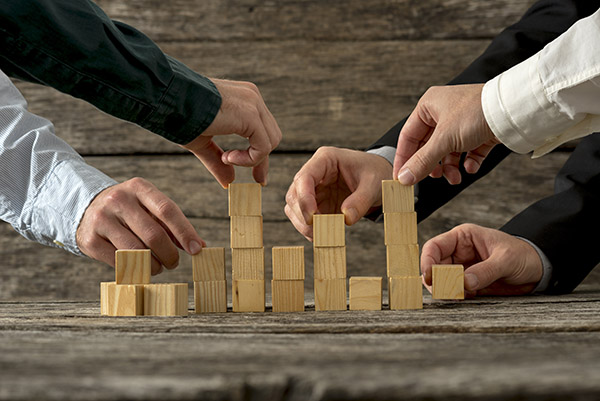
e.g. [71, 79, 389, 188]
[0, 70, 117, 255]
[482, 9, 600, 158]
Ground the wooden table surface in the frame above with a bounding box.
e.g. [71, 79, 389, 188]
[3, 287, 600, 401]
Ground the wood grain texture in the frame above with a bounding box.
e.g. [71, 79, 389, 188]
[313, 214, 345, 247]
[384, 212, 418, 245]
[349, 277, 383, 311]
[192, 247, 226, 282]
[143, 283, 189, 316]
[271, 280, 305, 313]
[389, 276, 423, 310]
[272, 246, 305, 280]
[382, 181, 414, 213]
[314, 278, 347, 311]
[194, 280, 227, 313]
[313, 247, 347, 280]
[115, 250, 151, 284]
[228, 183, 262, 216]
[432, 265, 465, 300]
[386, 244, 420, 277]
[231, 247, 265, 280]
[230, 216, 264, 248]
[101, 282, 144, 316]
[232, 279, 265, 312]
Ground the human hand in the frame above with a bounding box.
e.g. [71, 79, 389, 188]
[421, 223, 543, 297]
[285, 147, 393, 240]
[76, 178, 205, 275]
[394, 84, 500, 186]
[182, 78, 282, 188]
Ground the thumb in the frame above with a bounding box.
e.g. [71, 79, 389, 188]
[340, 184, 379, 225]
[397, 134, 449, 185]
[184, 137, 235, 189]
[462, 255, 505, 292]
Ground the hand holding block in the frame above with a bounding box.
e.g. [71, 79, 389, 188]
[271, 280, 305, 312]
[349, 277, 382, 311]
[192, 247, 226, 282]
[386, 244, 420, 277]
[382, 180, 414, 212]
[194, 281, 227, 313]
[115, 249, 151, 284]
[432, 264, 464, 300]
[143, 284, 188, 316]
[228, 183, 262, 216]
[389, 277, 423, 310]
[272, 246, 305, 280]
[232, 248, 265, 280]
[384, 212, 418, 245]
[313, 214, 345, 247]
[101, 282, 144, 316]
[230, 216, 263, 248]
[314, 278, 347, 311]
[232, 280, 265, 312]
[313, 246, 347, 279]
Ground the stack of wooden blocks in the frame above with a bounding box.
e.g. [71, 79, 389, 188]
[382, 180, 423, 310]
[271, 246, 305, 312]
[313, 214, 347, 311]
[193, 247, 227, 313]
[101, 249, 188, 316]
[229, 183, 265, 312]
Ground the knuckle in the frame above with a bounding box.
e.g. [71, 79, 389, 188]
[154, 199, 179, 220]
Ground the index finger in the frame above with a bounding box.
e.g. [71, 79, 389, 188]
[394, 108, 435, 178]
[420, 231, 460, 285]
[293, 161, 328, 225]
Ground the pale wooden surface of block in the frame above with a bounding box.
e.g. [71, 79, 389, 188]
[314, 278, 347, 311]
[100, 281, 113, 315]
[386, 244, 420, 277]
[232, 280, 265, 312]
[143, 283, 188, 316]
[389, 277, 423, 310]
[102, 282, 144, 316]
[230, 216, 263, 248]
[272, 246, 305, 280]
[115, 249, 151, 284]
[313, 214, 345, 247]
[271, 280, 305, 312]
[231, 248, 265, 280]
[349, 277, 382, 311]
[194, 281, 227, 313]
[432, 264, 465, 300]
[384, 212, 418, 245]
[192, 247, 226, 281]
[313, 246, 347, 279]
[228, 183, 262, 216]
[382, 180, 414, 213]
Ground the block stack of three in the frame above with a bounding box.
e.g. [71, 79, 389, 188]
[271, 246, 305, 312]
[313, 214, 347, 311]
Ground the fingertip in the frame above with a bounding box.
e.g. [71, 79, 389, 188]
[397, 168, 416, 185]
[341, 207, 358, 226]
[188, 240, 203, 255]
[464, 273, 480, 291]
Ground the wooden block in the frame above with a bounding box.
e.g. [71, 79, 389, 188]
[231, 248, 265, 280]
[272, 246, 305, 280]
[230, 216, 263, 248]
[384, 212, 418, 245]
[101, 282, 144, 316]
[194, 281, 227, 313]
[313, 246, 347, 279]
[432, 264, 465, 300]
[313, 214, 345, 247]
[314, 278, 347, 311]
[349, 277, 382, 311]
[192, 247, 226, 281]
[228, 183, 262, 216]
[382, 180, 414, 213]
[232, 280, 265, 312]
[271, 280, 305, 312]
[386, 244, 420, 277]
[389, 277, 423, 310]
[143, 283, 188, 316]
[115, 249, 151, 284]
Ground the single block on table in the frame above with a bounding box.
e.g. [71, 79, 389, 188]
[101, 282, 144, 316]
[314, 278, 347, 311]
[228, 183, 262, 216]
[143, 283, 188, 316]
[384, 212, 418, 245]
[271, 280, 305, 312]
[432, 264, 464, 300]
[192, 247, 226, 282]
[272, 246, 305, 280]
[231, 247, 265, 280]
[230, 216, 263, 248]
[313, 246, 347, 279]
[194, 280, 227, 313]
[349, 277, 382, 311]
[313, 214, 345, 247]
[232, 279, 265, 312]
[115, 249, 151, 284]
[388, 277, 423, 310]
[386, 244, 420, 277]
[381, 180, 414, 213]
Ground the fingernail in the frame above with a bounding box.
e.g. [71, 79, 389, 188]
[464, 273, 480, 290]
[398, 168, 416, 185]
[342, 208, 358, 225]
[189, 240, 203, 255]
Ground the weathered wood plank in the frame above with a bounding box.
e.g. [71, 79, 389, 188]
[15, 40, 488, 154]
[95, 0, 535, 41]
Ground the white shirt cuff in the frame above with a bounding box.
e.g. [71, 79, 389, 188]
[366, 146, 395, 166]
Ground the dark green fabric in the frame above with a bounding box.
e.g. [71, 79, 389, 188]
[0, 0, 221, 145]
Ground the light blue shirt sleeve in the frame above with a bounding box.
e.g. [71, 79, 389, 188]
[0, 70, 117, 255]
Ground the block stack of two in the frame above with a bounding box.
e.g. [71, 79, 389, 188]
[313, 214, 347, 311]
[229, 183, 265, 312]
[271, 246, 305, 312]
[193, 247, 227, 313]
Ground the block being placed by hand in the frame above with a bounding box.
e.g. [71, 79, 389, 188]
[115, 249, 151, 284]
[313, 246, 347, 279]
[101, 282, 144, 316]
[349, 277, 382, 311]
[313, 214, 345, 247]
[232, 279, 265, 312]
[143, 283, 188, 316]
[230, 216, 263, 248]
[192, 247, 226, 282]
[194, 280, 227, 313]
[386, 244, 420, 277]
[228, 183, 262, 216]
[384, 212, 418, 245]
[388, 277, 423, 310]
[382, 180, 414, 213]
[272, 246, 305, 280]
[271, 280, 304, 312]
[314, 278, 347, 311]
[232, 247, 265, 280]
[432, 264, 464, 300]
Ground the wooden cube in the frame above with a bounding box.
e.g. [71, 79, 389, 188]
[101, 282, 144, 316]
[272, 246, 305, 280]
[349, 277, 382, 311]
[231, 247, 265, 280]
[115, 249, 151, 284]
[230, 216, 263, 248]
[313, 214, 345, 247]
[389, 277, 423, 310]
[314, 278, 347, 311]
[384, 212, 418, 245]
[232, 280, 265, 312]
[143, 283, 188, 316]
[192, 247, 226, 282]
[432, 264, 464, 300]
[100, 281, 112, 315]
[271, 280, 305, 312]
[194, 281, 227, 313]
[313, 246, 347, 279]
[228, 183, 262, 216]
[386, 244, 420, 277]
[382, 180, 414, 213]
